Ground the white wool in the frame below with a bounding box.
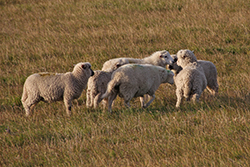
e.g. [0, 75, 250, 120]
[175, 50, 207, 107]
[101, 50, 174, 72]
[21, 62, 94, 116]
[100, 64, 174, 112]
[168, 54, 218, 96]
[86, 59, 130, 109]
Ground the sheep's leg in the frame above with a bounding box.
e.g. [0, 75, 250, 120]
[107, 92, 117, 112]
[93, 93, 102, 109]
[64, 98, 72, 116]
[101, 99, 108, 110]
[144, 95, 149, 103]
[176, 89, 182, 108]
[86, 89, 92, 108]
[124, 100, 131, 108]
[22, 96, 40, 117]
[143, 94, 155, 108]
[139, 96, 145, 108]
[206, 86, 217, 96]
[191, 93, 200, 103]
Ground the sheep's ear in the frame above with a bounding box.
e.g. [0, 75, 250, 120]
[191, 50, 194, 53]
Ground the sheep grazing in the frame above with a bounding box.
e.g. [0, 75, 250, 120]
[86, 60, 128, 109]
[175, 50, 207, 108]
[168, 54, 218, 95]
[101, 50, 174, 72]
[100, 64, 174, 112]
[21, 62, 94, 117]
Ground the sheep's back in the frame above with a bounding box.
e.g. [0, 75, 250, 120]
[198, 60, 217, 80]
[27, 73, 66, 101]
[88, 70, 112, 93]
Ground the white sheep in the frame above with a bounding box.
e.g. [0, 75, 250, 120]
[168, 54, 218, 95]
[174, 50, 207, 108]
[21, 62, 94, 117]
[100, 50, 174, 107]
[101, 50, 174, 72]
[100, 64, 174, 112]
[86, 59, 128, 109]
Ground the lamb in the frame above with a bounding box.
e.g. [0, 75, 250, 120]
[100, 64, 175, 112]
[174, 50, 207, 108]
[21, 62, 94, 117]
[168, 54, 218, 95]
[86, 59, 128, 109]
[101, 50, 174, 72]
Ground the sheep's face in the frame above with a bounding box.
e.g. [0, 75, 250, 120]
[158, 50, 174, 65]
[176, 49, 197, 68]
[74, 62, 94, 77]
[167, 55, 183, 75]
[166, 70, 174, 84]
[161, 70, 174, 84]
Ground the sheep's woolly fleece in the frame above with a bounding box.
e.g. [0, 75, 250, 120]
[175, 50, 207, 107]
[21, 62, 94, 116]
[169, 54, 218, 95]
[101, 50, 174, 72]
[100, 64, 174, 112]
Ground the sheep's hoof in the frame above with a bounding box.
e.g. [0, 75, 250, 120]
[66, 111, 71, 117]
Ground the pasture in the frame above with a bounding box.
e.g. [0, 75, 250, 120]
[1, 0, 250, 166]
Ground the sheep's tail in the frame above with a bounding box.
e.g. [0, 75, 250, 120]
[21, 85, 28, 103]
[101, 78, 120, 100]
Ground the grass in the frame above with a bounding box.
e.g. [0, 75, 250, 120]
[1, 0, 250, 166]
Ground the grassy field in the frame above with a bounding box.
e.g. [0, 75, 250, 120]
[1, 0, 250, 166]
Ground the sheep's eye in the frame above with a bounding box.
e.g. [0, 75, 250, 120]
[82, 64, 87, 69]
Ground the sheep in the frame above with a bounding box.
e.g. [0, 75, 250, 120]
[100, 50, 174, 106]
[174, 50, 207, 108]
[86, 60, 128, 109]
[21, 62, 94, 117]
[100, 64, 175, 112]
[101, 50, 174, 72]
[168, 54, 218, 95]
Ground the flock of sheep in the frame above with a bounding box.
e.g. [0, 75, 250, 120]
[21, 49, 218, 116]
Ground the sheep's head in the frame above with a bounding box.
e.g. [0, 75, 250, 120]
[176, 49, 197, 68]
[167, 54, 183, 75]
[161, 69, 174, 84]
[158, 50, 174, 66]
[73, 62, 94, 77]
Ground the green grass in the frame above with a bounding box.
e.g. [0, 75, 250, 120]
[1, 0, 250, 166]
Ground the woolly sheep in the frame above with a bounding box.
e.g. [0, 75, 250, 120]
[101, 50, 174, 106]
[175, 50, 207, 108]
[86, 60, 128, 109]
[101, 50, 174, 72]
[168, 54, 218, 95]
[100, 64, 174, 112]
[21, 62, 94, 117]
